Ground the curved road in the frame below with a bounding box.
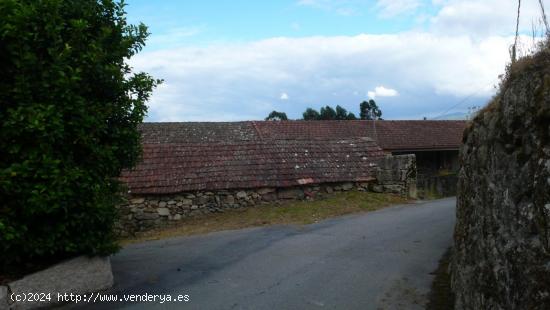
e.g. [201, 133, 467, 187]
[73, 197, 455, 310]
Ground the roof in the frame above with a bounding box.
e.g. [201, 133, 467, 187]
[252, 120, 467, 151]
[120, 120, 466, 194]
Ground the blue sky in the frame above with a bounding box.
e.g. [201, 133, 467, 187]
[125, 0, 549, 121]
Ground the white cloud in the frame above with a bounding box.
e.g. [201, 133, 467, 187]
[368, 86, 399, 99]
[280, 92, 289, 100]
[376, 0, 422, 17]
[130, 32, 521, 121]
[430, 0, 549, 38]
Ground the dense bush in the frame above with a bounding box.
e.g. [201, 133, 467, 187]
[0, 0, 160, 272]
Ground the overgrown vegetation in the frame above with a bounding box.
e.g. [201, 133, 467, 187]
[0, 0, 160, 275]
[474, 36, 549, 123]
[121, 191, 408, 245]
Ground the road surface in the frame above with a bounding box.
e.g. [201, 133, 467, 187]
[71, 197, 456, 310]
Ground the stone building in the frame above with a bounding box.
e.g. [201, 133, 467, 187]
[116, 120, 464, 235]
[233, 120, 466, 196]
[371, 120, 467, 197]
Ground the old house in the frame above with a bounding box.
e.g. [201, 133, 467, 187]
[368, 120, 467, 197]
[116, 120, 464, 235]
[244, 120, 466, 196]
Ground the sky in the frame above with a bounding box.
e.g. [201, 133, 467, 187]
[125, 0, 549, 121]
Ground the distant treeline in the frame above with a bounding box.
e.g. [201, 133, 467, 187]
[265, 100, 382, 121]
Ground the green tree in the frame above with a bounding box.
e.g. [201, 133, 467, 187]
[346, 112, 358, 120]
[319, 105, 337, 120]
[265, 110, 288, 121]
[335, 105, 357, 120]
[335, 105, 348, 120]
[359, 99, 383, 120]
[303, 108, 321, 120]
[0, 0, 160, 271]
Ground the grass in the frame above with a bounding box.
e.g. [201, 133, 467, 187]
[119, 191, 409, 245]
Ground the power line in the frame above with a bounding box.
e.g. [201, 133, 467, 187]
[430, 82, 497, 120]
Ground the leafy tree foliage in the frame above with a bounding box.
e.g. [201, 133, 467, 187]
[319, 106, 337, 120]
[302, 105, 357, 120]
[346, 112, 358, 120]
[335, 105, 357, 120]
[303, 108, 321, 120]
[265, 110, 288, 121]
[359, 99, 383, 120]
[0, 0, 160, 271]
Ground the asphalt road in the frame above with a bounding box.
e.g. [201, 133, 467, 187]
[71, 197, 456, 310]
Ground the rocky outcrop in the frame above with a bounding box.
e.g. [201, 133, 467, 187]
[452, 46, 550, 309]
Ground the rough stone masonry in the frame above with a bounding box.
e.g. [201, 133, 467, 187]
[452, 45, 550, 309]
[116, 154, 416, 237]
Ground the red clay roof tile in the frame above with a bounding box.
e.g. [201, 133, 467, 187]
[121, 120, 466, 194]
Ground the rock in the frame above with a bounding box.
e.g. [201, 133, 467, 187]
[134, 212, 159, 220]
[167, 200, 176, 205]
[186, 194, 196, 199]
[157, 208, 170, 216]
[7, 256, 113, 309]
[341, 183, 354, 191]
[382, 185, 402, 194]
[261, 193, 277, 201]
[130, 197, 145, 204]
[173, 214, 182, 220]
[277, 188, 304, 199]
[180, 199, 193, 205]
[191, 205, 199, 210]
[325, 186, 334, 193]
[158, 201, 167, 208]
[223, 195, 235, 205]
[236, 191, 247, 199]
[371, 185, 383, 193]
[196, 196, 210, 205]
[257, 188, 276, 195]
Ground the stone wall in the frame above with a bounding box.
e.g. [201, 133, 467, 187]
[116, 154, 417, 237]
[375, 154, 417, 198]
[452, 47, 550, 309]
